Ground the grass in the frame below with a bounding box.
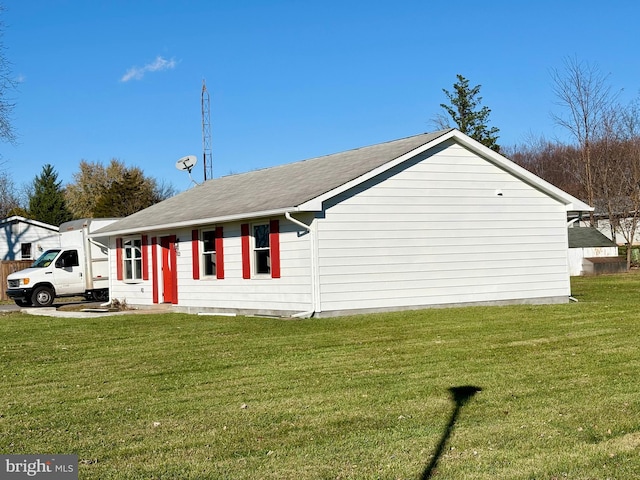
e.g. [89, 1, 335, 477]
[1, 274, 640, 479]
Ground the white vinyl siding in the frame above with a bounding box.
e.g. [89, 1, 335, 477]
[567, 246, 619, 276]
[180, 221, 311, 313]
[108, 237, 152, 303]
[0, 221, 60, 261]
[316, 141, 571, 313]
[107, 219, 314, 314]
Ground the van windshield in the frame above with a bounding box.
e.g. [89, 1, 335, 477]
[31, 249, 61, 268]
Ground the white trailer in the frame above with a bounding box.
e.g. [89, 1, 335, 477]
[6, 218, 118, 307]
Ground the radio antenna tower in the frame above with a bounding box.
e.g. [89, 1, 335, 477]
[201, 79, 213, 181]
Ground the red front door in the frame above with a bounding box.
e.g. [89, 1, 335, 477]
[160, 235, 178, 304]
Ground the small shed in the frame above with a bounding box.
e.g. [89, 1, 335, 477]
[567, 226, 623, 276]
[0, 216, 60, 261]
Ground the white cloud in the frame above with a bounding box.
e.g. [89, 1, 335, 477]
[120, 56, 177, 82]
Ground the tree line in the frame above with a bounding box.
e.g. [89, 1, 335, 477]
[0, 160, 176, 226]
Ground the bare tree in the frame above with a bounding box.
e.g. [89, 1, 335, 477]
[0, 170, 22, 217]
[0, 6, 15, 145]
[592, 99, 640, 267]
[0, 8, 22, 219]
[550, 57, 616, 222]
[505, 136, 583, 199]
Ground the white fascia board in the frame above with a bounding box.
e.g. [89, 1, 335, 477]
[0, 215, 26, 224]
[88, 207, 299, 238]
[0, 215, 60, 232]
[25, 219, 61, 231]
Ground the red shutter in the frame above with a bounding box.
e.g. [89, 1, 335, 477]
[241, 223, 250, 279]
[215, 226, 224, 279]
[269, 219, 281, 278]
[192, 229, 200, 280]
[151, 237, 158, 304]
[116, 237, 123, 281]
[142, 235, 149, 281]
[170, 235, 178, 304]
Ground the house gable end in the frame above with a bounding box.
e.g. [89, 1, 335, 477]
[300, 131, 592, 214]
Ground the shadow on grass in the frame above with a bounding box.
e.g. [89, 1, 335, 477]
[420, 385, 482, 480]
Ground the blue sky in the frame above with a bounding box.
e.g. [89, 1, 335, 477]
[3, 0, 640, 192]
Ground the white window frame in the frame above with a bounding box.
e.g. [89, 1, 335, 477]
[123, 237, 143, 282]
[252, 223, 271, 276]
[20, 243, 32, 260]
[201, 229, 217, 277]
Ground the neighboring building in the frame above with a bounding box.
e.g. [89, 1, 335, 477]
[93, 129, 593, 317]
[570, 214, 640, 246]
[567, 226, 622, 276]
[0, 216, 60, 261]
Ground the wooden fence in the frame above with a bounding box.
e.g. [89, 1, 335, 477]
[0, 260, 33, 301]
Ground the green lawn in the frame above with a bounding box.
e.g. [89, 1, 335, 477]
[1, 274, 639, 479]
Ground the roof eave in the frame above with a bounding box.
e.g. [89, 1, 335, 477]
[565, 203, 595, 213]
[0, 215, 60, 231]
[89, 207, 303, 237]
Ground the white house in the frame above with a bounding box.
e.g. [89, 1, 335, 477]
[92, 129, 593, 317]
[0, 216, 60, 261]
[567, 226, 621, 276]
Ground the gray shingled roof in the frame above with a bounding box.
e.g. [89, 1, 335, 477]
[94, 130, 452, 235]
[568, 227, 617, 248]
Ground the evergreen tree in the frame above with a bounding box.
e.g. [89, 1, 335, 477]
[66, 158, 176, 218]
[92, 169, 158, 217]
[436, 74, 500, 152]
[28, 164, 73, 225]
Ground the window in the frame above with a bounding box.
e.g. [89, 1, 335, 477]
[194, 228, 224, 280]
[241, 220, 280, 279]
[56, 250, 79, 268]
[253, 224, 270, 275]
[20, 243, 32, 260]
[202, 230, 216, 276]
[32, 249, 60, 268]
[123, 238, 142, 280]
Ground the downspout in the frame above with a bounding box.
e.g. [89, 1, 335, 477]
[285, 211, 317, 318]
[285, 211, 311, 232]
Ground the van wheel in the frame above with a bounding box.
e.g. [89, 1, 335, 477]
[32, 286, 54, 307]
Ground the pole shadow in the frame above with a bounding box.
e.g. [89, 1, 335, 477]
[420, 385, 482, 480]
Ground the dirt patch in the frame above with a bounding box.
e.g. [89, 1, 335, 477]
[56, 301, 110, 312]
